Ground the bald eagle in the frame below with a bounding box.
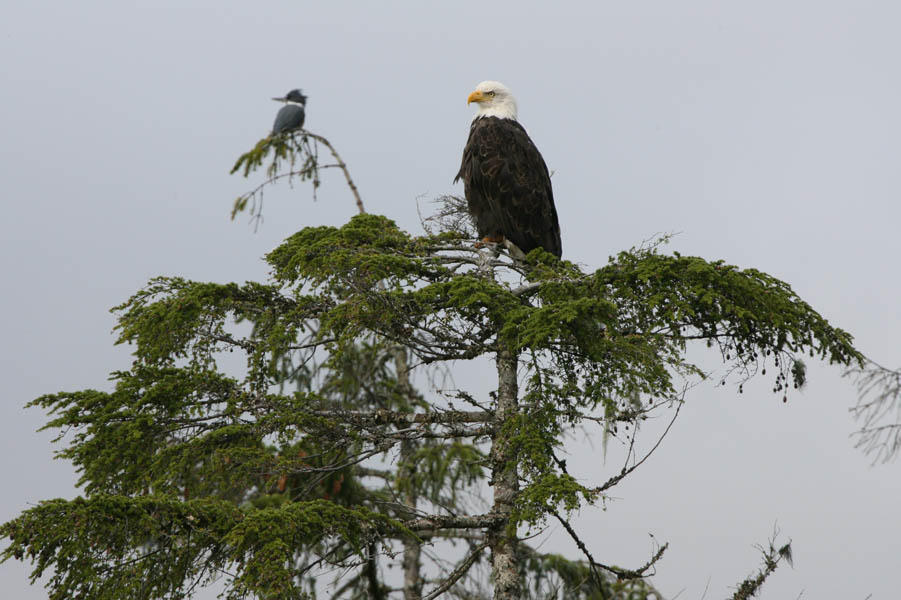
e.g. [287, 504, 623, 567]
[455, 81, 562, 258]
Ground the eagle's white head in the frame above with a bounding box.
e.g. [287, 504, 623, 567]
[467, 81, 518, 120]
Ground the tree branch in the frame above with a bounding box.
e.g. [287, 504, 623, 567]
[730, 533, 793, 600]
[553, 510, 668, 581]
[406, 513, 504, 532]
[307, 409, 491, 426]
[422, 541, 489, 600]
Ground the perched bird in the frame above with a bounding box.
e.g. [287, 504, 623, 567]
[271, 89, 307, 135]
[455, 81, 562, 258]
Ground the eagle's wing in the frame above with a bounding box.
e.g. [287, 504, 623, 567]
[457, 118, 561, 257]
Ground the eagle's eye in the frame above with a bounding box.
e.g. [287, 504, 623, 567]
[487, 91, 496, 97]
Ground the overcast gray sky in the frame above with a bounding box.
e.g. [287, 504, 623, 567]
[2, 1, 900, 598]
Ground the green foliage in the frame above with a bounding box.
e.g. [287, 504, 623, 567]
[0, 495, 405, 600]
[230, 134, 321, 220]
[267, 214, 424, 287]
[396, 441, 485, 506]
[2, 213, 861, 599]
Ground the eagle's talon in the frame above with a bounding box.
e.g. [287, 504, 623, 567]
[475, 235, 505, 249]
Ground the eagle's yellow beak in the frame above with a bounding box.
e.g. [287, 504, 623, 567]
[467, 90, 486, 104]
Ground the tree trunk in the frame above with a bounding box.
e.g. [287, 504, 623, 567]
[395, 347, 423, 600]
[489, 344, 521, 600]
[400, 439, 423, 600]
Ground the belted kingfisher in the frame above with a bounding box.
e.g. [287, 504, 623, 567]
[271, 89, 307, 135]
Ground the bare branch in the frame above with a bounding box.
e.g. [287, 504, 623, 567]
[597, 397, 683, 493]
[422, 541, 489, 600]
[406, 513, 504, 532]
[552, 510, 667, 583]
[303, 131, 365, 215]
[307, 409, 491, 426]
[846, 359, 901, 463]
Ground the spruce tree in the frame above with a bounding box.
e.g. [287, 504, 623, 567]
[2, 132, 861, 599]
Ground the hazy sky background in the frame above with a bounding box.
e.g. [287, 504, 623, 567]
[2, 1, 900, 598]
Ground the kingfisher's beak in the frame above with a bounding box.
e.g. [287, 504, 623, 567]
[272, 97, 287, 102]
[467, 90, 485, 104]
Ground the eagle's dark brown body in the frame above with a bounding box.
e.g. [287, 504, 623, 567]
[455, 116, 562, 258]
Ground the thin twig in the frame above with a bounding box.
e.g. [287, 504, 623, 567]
[421, 541, 489, 600]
